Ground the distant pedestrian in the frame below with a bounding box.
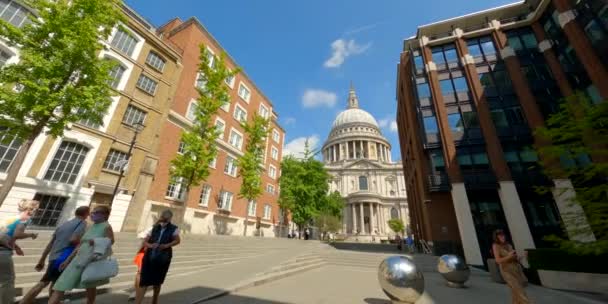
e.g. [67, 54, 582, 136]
[135, 210, 181, 304]
[395, 234, 402, 251]
[49, 205, 115, 304]
[0, 199, 39, 304]
[492, 229, 529, 304]
[304, 228, 310, 240]
[406, 235, 414, 253]
[20, 206, 89, 304]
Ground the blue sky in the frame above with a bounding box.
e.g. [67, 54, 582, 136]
[125, 0, 514, 160]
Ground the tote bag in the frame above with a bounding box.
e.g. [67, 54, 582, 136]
[81, 257, 119, 284]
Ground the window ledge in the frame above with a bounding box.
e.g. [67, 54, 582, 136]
[136, 87, 156, 97]
[101, 168, 122, 176]
[164, 196, 185, 203]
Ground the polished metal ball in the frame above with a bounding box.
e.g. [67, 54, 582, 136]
[378, 256, 425, 303]
[437, 254, 470, 288]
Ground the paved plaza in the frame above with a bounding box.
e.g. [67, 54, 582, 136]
[25, 237, 598, 304]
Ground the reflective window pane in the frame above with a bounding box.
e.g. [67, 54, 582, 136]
[439, 79, 453, 94]
[447, 113, 464, 132]
[423, 116, 438, 133]
[444, 47, 458, 62]
[508, 36, 523, 51]
[481, 40, 496, 55]
[417, 83, 431, 98]
[521, 33, 537, 49]
[452, 77, 468, 92]
[462, 111, 479, 128]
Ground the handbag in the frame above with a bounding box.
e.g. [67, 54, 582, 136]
[80, 256, 119, 284]
[51, 220, 84, 271]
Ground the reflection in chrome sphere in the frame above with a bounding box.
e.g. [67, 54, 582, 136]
[378, 256, 425, 303]
[437, 254, 470, 288]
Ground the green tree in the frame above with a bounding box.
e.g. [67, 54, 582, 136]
[237, 114, 270, 236]
[315, 214, 342, 240]
[170, 46, 237, 222]
[0, 0, 124, 206]
[320, 190, 345, 218]
[536, 93, 608, 254]
[388, 218, 405, 235]
[279, 141, 331, 230]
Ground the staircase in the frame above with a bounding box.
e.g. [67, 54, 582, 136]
[12, 231, 299, 302]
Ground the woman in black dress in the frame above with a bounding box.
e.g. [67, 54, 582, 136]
[135, 210, 181, 304]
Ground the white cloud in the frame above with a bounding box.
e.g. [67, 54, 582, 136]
[283, 135, 320, 159]
[284, 117, 296, 126]
[345, 23, 379, 35]
[323, 39, 371, 68]
[378, 117, 398, 133]
[390, 121, 398, 133]
[302, 89, 337, 108]
[378, 118, 390, 128]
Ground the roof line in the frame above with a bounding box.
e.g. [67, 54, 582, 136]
[167, 17, 279, 114]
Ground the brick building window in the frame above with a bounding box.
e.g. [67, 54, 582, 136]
[145, 51, 166, 72]
[234, 104, 247, 122]
[123, 105, 147, 126]
[199, 184, 212, 207]
[107, 62, 126, 89]
[136, 74, 158, 95]
[218, 190, 233, 211]
[0, 0, 32, 28]
[44, 141, 89, 184]
[224, 156, 238, 177]
[271, 146, 279, 160]
[228, 130, 243, 150]
[263, 204, 271, 220]
[111, 29, 138, 56]
[0, 128, 21, 173]
[30, 194, 67, 227]
[166, 177, 186, 201]
[272, 129, 280, 143]
[247, 201, 256, 217]
[103, 149, 128, 172]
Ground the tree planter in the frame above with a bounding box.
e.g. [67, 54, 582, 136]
[538, 270, 608, 294]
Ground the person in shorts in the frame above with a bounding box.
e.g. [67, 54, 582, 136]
[19, 206, 89, 304]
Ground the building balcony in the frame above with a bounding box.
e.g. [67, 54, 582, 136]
[427, 173, 451, 192]
[462, 170, 498, 189]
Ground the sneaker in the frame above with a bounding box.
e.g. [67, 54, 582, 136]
[128, 291, 136, 301]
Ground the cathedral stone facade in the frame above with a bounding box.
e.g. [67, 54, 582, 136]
[322, 86, 408, 242]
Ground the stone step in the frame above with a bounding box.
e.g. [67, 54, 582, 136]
[257, 257, 325, 276]
[14, 253, 261, 285]
[15, 263, 219, 302]
[12, 248, 267, 264]
[14, 253, 259, 275]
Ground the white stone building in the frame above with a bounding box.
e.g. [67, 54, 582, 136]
[322, 86, 409, 242]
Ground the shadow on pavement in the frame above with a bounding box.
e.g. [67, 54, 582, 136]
[330, 242, 404, 254]
[163, 287, 290, 304]
[364, 298, 391, 304]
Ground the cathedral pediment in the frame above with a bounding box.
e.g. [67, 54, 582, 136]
[343, 159, 384, 170]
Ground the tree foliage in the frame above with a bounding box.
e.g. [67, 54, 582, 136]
[0, 0, 124, 205]
[237, 113, 270, 235]
[315, 214, 342, 237]
[278, 141, 336, 228]
[170, 46, 238, 199]
[536, 93, 608, 254]
[388, 219, 405, 234]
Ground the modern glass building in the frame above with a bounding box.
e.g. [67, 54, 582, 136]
[396, 0, 606, 266]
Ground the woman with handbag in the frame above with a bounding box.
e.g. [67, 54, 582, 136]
[135, 210, 181, 304]
[48, 206, 115, 304]
[492, 229, 530, 304]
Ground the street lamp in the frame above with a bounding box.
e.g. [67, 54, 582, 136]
[110, 121, 144, 206]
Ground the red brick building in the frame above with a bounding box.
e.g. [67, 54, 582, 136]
[396, 0, 605, 266]
[138, 18, 286, 237]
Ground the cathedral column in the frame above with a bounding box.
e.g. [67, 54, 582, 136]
[359, 203, 365, 234]
[376, 204, 382, 234]
[370, 203, 376, 235]
[351, 204, 357, 234]
[342, 206, 347, 233]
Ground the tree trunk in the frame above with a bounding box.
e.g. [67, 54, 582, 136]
[0, 129, 40, 207]
[178, 187, 191, 234]
[244, 213, 249, 236]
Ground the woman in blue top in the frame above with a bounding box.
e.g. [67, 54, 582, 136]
[0, 199, 39, 304]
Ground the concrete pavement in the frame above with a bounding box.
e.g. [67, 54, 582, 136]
[63, 241, 607, 304]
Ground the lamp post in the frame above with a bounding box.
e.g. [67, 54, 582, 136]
[110, 121, 144, 206]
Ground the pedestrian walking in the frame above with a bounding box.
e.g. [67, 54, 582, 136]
[492, 229, 530, 304]
[406, 235, 414, 253]
[128, 221, 157, 301]
[20, 206, 89, 304]
[135, 210, 181, 304]
[48, 205, 115, 304]
[0, 199, 39, 304]
[395, 234, 402, 251]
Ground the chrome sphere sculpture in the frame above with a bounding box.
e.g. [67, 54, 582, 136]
[437, 254, 470, 288]
[378, 256, 425, 303]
